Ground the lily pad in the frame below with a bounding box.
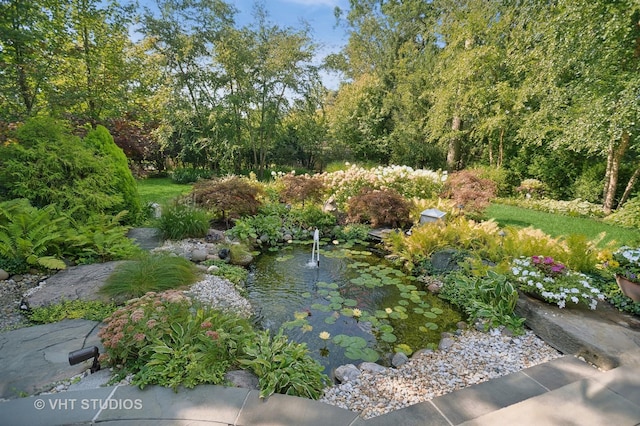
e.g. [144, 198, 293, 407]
[343, 298, 358, 307]
[381, 333, 397, 343]
[311, 303, 331, 312]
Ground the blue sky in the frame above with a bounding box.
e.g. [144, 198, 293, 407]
[134, 0, 350, 89]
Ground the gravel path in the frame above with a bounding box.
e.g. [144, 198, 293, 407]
[320, 327, 563, 419]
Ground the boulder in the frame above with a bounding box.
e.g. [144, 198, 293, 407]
[391, 352, 409, 367]
[0, 269, 9, 281]
[334, 364, 361, 383]
[358, 362, 387, 374]
[190, 249, 208, 262]
[25, 262, 123, 308]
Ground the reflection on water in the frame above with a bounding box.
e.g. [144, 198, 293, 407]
[246, 243, 462, 375]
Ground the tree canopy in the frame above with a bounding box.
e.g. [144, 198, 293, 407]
[0, 0, 638, 209]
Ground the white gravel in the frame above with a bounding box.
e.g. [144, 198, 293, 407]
[320, 327, 564, 419]
[186, 274, 253, 318]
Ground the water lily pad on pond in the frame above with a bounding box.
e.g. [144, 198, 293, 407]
[343, 298, 358, 307]
[381, 333, 397, 343]
[311, 303, 331, 312]
[275, 254, 294, 262]
[345, 347, 379, 362]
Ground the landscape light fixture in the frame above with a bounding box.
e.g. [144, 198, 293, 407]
[68, 346, 100, 373]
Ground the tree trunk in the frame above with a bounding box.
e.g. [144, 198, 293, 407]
[603, 130, 630, 214]
[447, 115, 462, 171]
[618, 164, 640, 208]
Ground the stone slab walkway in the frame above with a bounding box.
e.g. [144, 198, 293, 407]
[0, 319, 102, 399]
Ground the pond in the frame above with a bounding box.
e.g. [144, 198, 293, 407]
[246, 242, 463, 375]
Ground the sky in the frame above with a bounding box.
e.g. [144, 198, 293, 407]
[134, 0, 351, 90]
[232, 0, 350, 89]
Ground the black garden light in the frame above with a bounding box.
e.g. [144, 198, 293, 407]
[68, 346, 100, 373]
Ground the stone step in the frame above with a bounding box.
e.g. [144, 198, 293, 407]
[459, 365, 640, 425]
[355, 355, 600, 426]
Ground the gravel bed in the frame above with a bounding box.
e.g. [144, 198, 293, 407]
[185, 273, 254, 318]
[320, 327, 563, 419]
[0, 274, 47, 332]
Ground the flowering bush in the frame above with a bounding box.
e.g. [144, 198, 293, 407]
[510, 256, 605, 309]
[318, 165, 445, 206]
[601, 247, 640, 283]
[98, 290, 254, 389]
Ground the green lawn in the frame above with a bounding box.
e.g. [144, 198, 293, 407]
[486, 203, 640, 248]
[136, 177, 192, 206]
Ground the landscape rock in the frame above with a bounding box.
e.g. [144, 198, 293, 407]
[205, 229, 226, 243]
[0, 319, 102, 399]
[391, 352, 409, 367]
[358, 362, 387, 374]
[438, 337, 455, 351]
[224, 370, 259, 390]
[25, 262, 124, 309]
[334, 364, 361, 383]
[190, 249, 208, 262]
[230, 251, 253, 267]
[0, 270, 8, 281]
[412, 348, 434, 359]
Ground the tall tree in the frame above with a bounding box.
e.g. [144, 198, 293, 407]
[0, 0, 67, 119]
[514, 0, 640, 211]
[216, 4, 318, 176]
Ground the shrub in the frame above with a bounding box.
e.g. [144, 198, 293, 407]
[605, 196, 640, 230]
[347, 188, 411, 228]
[0, 117, 141, 223]
[515, 178, 546, 199]
[83, 125, 142, 222]
[99, 291, 255, 390]
[171, 167, 215, 184]
[192, 176, 263, 223]
[287, 204, 336, 231]
[440, 170, 497, 217]
[28, 299, 118, 324]
[278, 174, 325, 206]
[156, 202, 211, 240]
[239, 329, 330, 399]
[100, 254, 199, 301]
[202, 261, 249, 286]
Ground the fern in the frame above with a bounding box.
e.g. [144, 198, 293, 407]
[0, 199, 66, 273]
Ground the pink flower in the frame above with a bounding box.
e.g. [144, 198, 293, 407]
[134, 333, 146, 342]
[205, 330, 219, 340]
[130, 309, 145, 323]
[201, 321, 212, 329]
[146, 319, 157, 329]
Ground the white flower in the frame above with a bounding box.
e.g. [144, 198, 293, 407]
[571, 296, 579, 304]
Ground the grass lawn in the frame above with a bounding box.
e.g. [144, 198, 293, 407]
[486, 203, 640, 248]
[136, 177, 192, 206]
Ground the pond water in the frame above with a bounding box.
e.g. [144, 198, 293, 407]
[246, 242, 463, 375]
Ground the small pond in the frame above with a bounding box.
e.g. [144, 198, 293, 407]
[246, 242, 463, 375]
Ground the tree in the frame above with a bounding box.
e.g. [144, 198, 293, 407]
[216, 4, 319, 176]
[0, 0, 67, 119]
[512, 0, 640, 212]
